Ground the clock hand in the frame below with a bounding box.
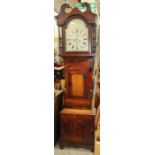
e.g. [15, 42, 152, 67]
[76, 39, 78, 50]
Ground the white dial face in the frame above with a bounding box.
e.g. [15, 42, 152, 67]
[66, 19, 88, 51]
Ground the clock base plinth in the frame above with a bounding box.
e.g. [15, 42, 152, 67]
[59, 143, 94, 151]
[60, 108, 95, 150]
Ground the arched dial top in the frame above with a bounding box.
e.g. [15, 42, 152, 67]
[65, 19, 88, 52]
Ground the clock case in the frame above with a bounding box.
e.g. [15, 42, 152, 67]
[55, 3, 97, 150]
[56, 3, 97, 109]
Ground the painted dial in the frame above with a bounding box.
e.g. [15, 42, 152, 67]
[65, 19, 88, 51]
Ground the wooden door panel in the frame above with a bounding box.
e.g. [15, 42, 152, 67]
[71, 74, 84, 96]
[64, 59, 93, 109]
[68, 71, 86, 98]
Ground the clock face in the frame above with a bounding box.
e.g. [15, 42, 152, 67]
[65, 19, 88, 51]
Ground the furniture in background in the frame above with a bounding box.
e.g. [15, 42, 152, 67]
[54, 65, 64, 90]
[94, 105, 100, 155]
[54, 90, 63, 145]
[94, 130, 100, 155]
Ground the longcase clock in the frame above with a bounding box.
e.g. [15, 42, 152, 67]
[56, 2, 97, 149]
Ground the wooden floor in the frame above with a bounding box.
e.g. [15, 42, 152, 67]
[54, 143, 93, 155]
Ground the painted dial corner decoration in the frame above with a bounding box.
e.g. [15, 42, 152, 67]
[66, 19, 88, 52]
